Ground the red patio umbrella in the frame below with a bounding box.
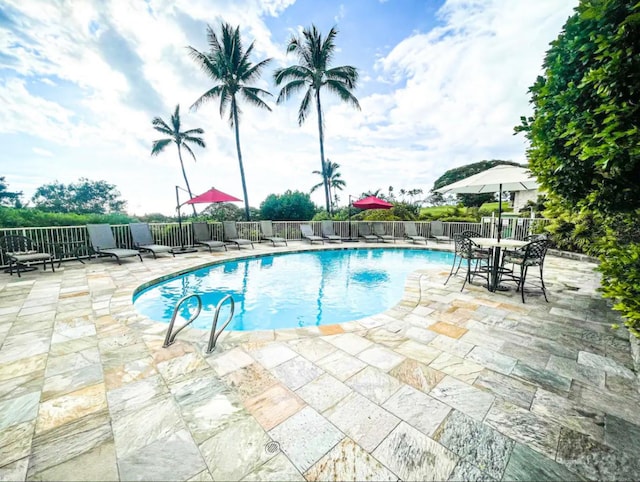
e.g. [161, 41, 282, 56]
[352, 196, 393, 210]
[186, 187, 242, 204]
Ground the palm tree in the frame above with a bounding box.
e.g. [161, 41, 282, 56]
[151, 104, 205, 216]
[274, 25, 360, 213]
[188, 23, 272, 221]
[310, 160, 346, 214]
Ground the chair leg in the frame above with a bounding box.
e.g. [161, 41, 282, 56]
[520, 266, 529, 303]
[540, 265, 548, 302]
[444, 254, 461, 285]
[461, 257, 471, 292]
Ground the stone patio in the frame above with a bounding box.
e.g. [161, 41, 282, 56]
[1, 241, 639, 481]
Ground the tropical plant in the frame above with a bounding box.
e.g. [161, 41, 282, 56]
[150, 104, 205, 216]
[0, 177, 22, 207]
[310, 159, 346, 214]
[260, 190, 317, 221]
[189, 22, 272, 221]
[31, 178, 126, 214]
[274, 25, 360, 213]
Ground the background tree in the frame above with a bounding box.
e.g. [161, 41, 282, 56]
[517, 0, 640, 335]
[0, 177, 23, 207]
[310, 159, 346, 215]
[260, 190, 317, 221]
[31, 178, 126, 214]
[189, 22, 272, 221]
[432, 160, 524, 206]
[274, 25, 360, 213]
[151, 104, 205, 216]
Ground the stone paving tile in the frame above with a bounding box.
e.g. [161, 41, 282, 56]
[429, 321, 468, 339]
[510, 361, 572, 393]
[447, 460, 495, 481]
[0, 419, 34, 467]
[323, 333, 373, 355]
[363, 327, 406, 348]
[466, 345, 516, 375]
[556, 427, 640, 481]
[295, 373, 352, 412]
[0, 391, 40, 431]
[372, 421, 458, 481]
[603, 414, 640, 456]
[287, 337, 337, 362]
[107, 373, 169, 415]
[459, 330, 504, 351]
[304, 437, 397, 481]
[382, 384, 451, 436]
[243, 453, 304, 481]
[389, 358, 445, 393]
[270, 355, 324, 390]
[430, 376, 495, 421]
[472, 369, 536, 409]
[394, 339, 442, 364]
[35, 383, 107, 434]
[315, 349, 367, 381]
[222, 363, 279, 402]
[42, 362, 103, 401]
[249, 342, 299, 369]
[44, 346, 100, 378]
[502, 442, 582, 481]
[604, 372, 640, 400]
[324, 391, 400, 452]
[345, 365, 402, 405]
[577, 351, 635, 380]
[484, 400, 561, 459]
[433, 410, 513, 480]
[569, 380, 640, 426]
[546, 354, 606, 388]
[405, 326, 439, 344]
[244, 383, 306, 431]
[269, 406, 343, 473]
[29, 440, 118, 482]
[428, 333, 474, 357]
[356, 345, 405, 371]
[104, 355, 156, 391]
[430, 352, 484, 383]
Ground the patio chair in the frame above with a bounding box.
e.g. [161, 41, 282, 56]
[372, 222, 395, 243]
[321, 220, 342, 243]
[357, 223, 379, 243]
[260, 221, 287, 246]
[223, 221, 254, 249]
[403, 222, 427, 244]
[86, 224, 142, 264]
[192, 222, 227, 252]
[129, 223, 174, 259]
[429, 220, 452, 243]
[0, 235, 55, 277]
[300, 224, 324, 244]
[444, 232, 489, 291]
[499, 238, 550, 303]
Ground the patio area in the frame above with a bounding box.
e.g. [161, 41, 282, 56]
[0, 241, 639, 481]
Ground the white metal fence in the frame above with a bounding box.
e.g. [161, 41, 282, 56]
[0, 218, 552, 268]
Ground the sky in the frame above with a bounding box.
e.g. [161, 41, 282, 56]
[0, 0, 579, 216]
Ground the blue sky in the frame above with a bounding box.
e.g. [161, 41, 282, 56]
[0, 0, 578, 215]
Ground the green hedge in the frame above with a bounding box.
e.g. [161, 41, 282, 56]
[0, 207, 136, 228]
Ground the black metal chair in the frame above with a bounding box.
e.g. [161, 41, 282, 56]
[499, 238, 549, 303]
[445, 233, 490, 291]
[0, 235, 55, 277]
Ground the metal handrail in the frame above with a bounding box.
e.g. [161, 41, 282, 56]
[207, 295, 235, 353]
[163, 294, 203, 347]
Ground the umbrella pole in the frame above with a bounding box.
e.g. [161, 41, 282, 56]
[497, 184, 503, 243]
[173, 186, 197, 254]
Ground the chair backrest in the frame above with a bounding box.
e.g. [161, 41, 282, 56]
[358, 223, 373, 236]
[300, 224, 314, 237]
[192, 222, 212, 242]
[87, 224, 117, 251]
[260, 220, 274, 237]
[0, 235, 39, 254]
[404, 222, 418, 236]
[523, 239, 549, 265]
[460, 230, 480, 237]
[129, 223, 154, 246]
[373, 223, 387, 236]
[321, 220, 336, 236]
[431, 220, 444, 236]
[223, 221, 239, 239]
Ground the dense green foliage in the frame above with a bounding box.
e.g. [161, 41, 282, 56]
[31, 178, 126, 214]
[0, 206, 134, 228]
[274, 25, 360, 213]
[432, 160, 524, 206]
[0, 177, 22, 207]
[150, 104, 205, 216]
[260, 191, 317, 221]
[189, 23, 272, 221]
[519, 0, 640, 335]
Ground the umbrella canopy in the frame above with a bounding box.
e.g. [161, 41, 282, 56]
[353, 196, 393, 210]
[186, 187, 242, 204]
[435, 165, 539, 241]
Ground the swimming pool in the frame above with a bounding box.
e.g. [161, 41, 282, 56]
[133, 248, 453, 331]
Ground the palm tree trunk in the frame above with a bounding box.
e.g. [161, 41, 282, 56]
[177, 144, 198, 216]
[315, 90, 331, 213]
[232, 99, 251, 221]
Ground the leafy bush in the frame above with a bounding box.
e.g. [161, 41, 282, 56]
[0, 206, 135, 228]
[260, 190, 317, 221]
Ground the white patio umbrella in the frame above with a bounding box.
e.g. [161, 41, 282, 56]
[435, 165, 538, 241]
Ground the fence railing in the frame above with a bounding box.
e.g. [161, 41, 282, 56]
[0, 218, 552, 268]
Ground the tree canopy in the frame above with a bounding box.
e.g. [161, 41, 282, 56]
[31, 178, 126, 214]
[0, 177, 22, 207]
[260, 190, 317, 221]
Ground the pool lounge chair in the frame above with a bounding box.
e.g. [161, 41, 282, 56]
[372, 222, 395, 243]
[223, 221, 254, 249]
[403, 222, 427, 244]
[300, 224, 324, 244]
[0, 235, 55, 277]
[321, 221, 342, 243]
[192, 222, 227, 252]
[87, 224, 142, 264]
[357, 223, 378, 243]
[129, 223, 175, 258]
[260, 221, 287, 246]
[429, 220, 452, 244]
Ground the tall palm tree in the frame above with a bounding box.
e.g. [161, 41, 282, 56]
[151, 104, 205, 216]
[274, 25, 360, 213]
[188, 22, 272, 221]
[310, 159, 346, 214]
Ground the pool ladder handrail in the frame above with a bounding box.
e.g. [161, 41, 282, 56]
[162, 293, 235, 353]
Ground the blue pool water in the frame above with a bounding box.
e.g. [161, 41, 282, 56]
[133, 248, 453, 331]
